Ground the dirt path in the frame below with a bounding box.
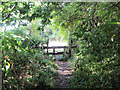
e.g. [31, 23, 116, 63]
[54, 61, 73, 88]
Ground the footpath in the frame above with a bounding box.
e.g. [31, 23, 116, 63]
[54, 61, 73, 88]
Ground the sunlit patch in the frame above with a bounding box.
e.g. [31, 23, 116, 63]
[49, 40, 68, 46]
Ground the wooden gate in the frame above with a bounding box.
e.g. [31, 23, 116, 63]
[43, 46, 76, 55]
[40, 30, 77, 59]
[42, 45, 76, 60]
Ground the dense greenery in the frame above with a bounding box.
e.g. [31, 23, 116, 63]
[1, 27, 58, 89]
[1, 2, 120, 89]
[55, 2, 120, 88]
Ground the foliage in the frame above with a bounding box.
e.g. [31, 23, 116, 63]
[64, 2, 120, 88]
[1, 2, 57, 30]
[1, 1, 120, 89]
[1, 28, 58, 89]
[44, 2, 120, 88]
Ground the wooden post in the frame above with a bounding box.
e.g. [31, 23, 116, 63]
[68, 31, 71, 57]
[53, 47, 55, 60]
[63, 47, 66, 61]
[0, 31, 2, 90]
[63, 47, 65, 57]
[47, 39, 49, 56]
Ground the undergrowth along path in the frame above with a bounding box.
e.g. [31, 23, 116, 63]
[54, 61, 73, 88]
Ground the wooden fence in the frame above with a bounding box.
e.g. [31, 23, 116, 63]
[43, 46, 76, 56]
[39, 30, 77, 59]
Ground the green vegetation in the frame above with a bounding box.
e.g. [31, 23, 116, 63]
[62, 3, 120, 88]
[1, 27, 58, 89]
[1, 2, 120, 89]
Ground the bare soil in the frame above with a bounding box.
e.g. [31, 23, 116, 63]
[54, 61, 73, 88]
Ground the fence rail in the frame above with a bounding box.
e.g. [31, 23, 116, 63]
[43, 46, 76, 49]
[42, 46, 76, 57]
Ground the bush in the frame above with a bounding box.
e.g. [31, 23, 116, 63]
[1, 28, 58, 89]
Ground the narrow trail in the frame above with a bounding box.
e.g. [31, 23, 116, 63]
[54, 61, 73, 88]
